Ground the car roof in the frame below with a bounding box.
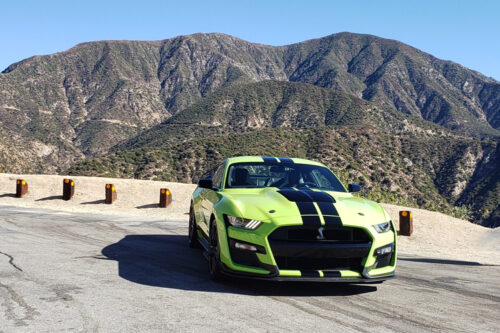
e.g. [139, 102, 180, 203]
[226, 156, 325, 167]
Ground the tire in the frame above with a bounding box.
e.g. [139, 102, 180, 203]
[188, 203, 200, 248]
[208, 219, 225, 282]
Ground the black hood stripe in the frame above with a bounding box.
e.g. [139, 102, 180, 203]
[296, 202, 317, 215]
[278, 188, 312, 202]
[278, 188, 341, 226]
[301, 215, 321, 226]
[324, 216, 342, 226]
[277, 189, 335, 203]
[317, 202, 339, 216]
[303, 190, 335, 203]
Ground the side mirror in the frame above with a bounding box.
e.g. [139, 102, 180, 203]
[198, 179, 214, 189]
[348, 183, 362, 193]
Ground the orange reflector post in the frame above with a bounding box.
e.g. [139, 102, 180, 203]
[399, 210, 413, 236]
[159, 188, 172, 208]
[63, 179, 75, 201]
[16, 179, 28, 198]
[105, 184, 117, 204]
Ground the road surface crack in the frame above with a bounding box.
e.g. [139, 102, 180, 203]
[0, 282, 39, 326]
[0, 250, 23, 271]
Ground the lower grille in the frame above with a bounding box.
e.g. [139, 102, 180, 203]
[269, 225, 372, 271]
[274, 256, 364, 271]
[374, 253, 393, 268]
[229, 248, 261, 267]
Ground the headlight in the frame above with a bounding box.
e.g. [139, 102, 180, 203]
[226, 215, 262, 230]
[373, 221, 392, 233]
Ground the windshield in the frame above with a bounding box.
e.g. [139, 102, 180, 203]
[225, 162, 346, 192]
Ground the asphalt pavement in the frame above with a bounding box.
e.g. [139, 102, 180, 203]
[0, 206, 498, 332]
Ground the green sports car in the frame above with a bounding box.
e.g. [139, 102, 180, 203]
[189, 156, 396, 282]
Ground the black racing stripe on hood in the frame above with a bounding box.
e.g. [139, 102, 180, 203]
[302, 190, 335, 203]
[278, 157, 294, 164]
[323, 216, 342, 226]
[317, 202, 339, 216]
[278, 189, 312, 202]
[301, 215, 321, 226]
[277, 188, 341, 226]
[262, 156, 279, 164]
[296, 202, 317, 215]
[301, 270, 320, 277]
[323, 270, 341, 277]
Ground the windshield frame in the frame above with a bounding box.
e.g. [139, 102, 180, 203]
[223, 162, 347, 192]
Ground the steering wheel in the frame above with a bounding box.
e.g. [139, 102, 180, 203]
[297, 182, 317, 188]
[264, 177, 272, 187]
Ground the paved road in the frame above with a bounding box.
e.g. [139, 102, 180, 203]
[0, 206, 499, 332]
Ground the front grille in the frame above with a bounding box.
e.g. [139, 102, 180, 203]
[269, 225, 371, 243]
[268, 225, 372, 271]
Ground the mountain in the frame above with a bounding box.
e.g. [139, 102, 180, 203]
[1, 32, 499, 226]
[112, 80, 454, 152]
[1, 33, 499, 168]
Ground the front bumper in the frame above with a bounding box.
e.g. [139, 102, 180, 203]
[220, 262, 395, 283]
[218, 215, 397, 282]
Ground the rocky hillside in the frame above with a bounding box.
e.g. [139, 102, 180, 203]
[1, 33, 499, 169]
[113, 80, 453, 152]
[68, 125, 498, 223]
[68, 81, 499, 226]
[1, 32, 499, 226]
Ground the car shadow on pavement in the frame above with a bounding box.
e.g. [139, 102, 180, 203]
[101, 234, 378, 296]
[398, 257, 498, 266]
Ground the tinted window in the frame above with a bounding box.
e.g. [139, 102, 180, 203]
[225, 162, 346, 192]
[212, 163, 225, 188]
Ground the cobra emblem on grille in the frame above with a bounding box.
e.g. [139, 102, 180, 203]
[316, 226, 326, 240]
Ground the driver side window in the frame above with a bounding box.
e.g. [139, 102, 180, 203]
[212, 163, 225, 189]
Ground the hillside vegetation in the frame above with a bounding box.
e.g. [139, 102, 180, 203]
[68, 126, 499, 224]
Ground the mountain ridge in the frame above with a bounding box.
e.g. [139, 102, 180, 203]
[0, 31, 499, 226]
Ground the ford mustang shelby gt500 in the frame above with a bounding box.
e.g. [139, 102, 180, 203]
[189, 156, 396, 282]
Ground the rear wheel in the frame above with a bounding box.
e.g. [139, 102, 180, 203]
[208, 220, 224, 281]
[188, 203, 200, 248]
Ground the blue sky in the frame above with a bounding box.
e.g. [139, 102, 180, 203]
[1, 0, 499, 79]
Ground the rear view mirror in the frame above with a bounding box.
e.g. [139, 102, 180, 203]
[198, 179, 213, 189]
[348, 183, 362, 193]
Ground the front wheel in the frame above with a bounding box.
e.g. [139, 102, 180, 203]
[188, 203, 200, 248]
[208, 220, 224, 282]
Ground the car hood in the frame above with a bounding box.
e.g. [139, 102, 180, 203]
[221, 188, 390, 226]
